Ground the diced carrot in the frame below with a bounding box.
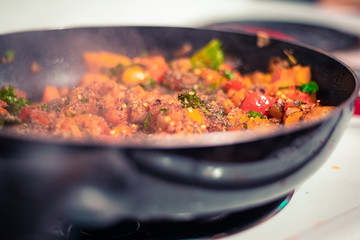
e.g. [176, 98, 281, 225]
[246, 116, 271, 129]
[284, 111, 303, 125]
[302, 106, 335, 121]
[55, 117, 82, 138]
[184, 108, 205, 124]
[42, 86, 61, 103]
[59, 87, 69, 97]
[271, 66, 311, 92]
[110, 124, 134, 136]
[294, 65, 311, 85]
[272, 68, 297, 90]
[227, 125, 246, 131]
[83, 51, 131, 73]
[226, 108, 249, 125]
[221, 99, 236, 114]
[251, 72, 272, 85]
[227, 89, 246, 106]
[0, 106, 9, 114]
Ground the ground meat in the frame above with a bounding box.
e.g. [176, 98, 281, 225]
[65, 85, 101, 117]
[163, 70, 200, 91]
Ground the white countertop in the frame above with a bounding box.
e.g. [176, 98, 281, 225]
[227, 116, 360, 240]
[1, 0, 360, 35]
[1, 0, 360, 239]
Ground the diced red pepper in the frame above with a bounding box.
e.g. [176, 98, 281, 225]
[240, 92, 276, 115]
[225, 80, 242, 91]
[19, 106, 32, 122]
[20, 106, 51, 126]
[283, 89, 311, 103]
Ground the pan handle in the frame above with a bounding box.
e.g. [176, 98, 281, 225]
[60, 148, 140, 227]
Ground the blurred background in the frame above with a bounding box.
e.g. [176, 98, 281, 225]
[1, 0, 359, 68]
[2, 0, 358, 104]
[0, 0, 359, 33]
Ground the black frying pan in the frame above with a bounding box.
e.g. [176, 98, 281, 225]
[0, 26, 358, 239]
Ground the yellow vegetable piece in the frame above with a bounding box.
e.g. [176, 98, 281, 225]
[284, 111, 303, 125]
[184, 107, 205, 124]
[121, 66, 148, 86]
[246, 116, 271, 129]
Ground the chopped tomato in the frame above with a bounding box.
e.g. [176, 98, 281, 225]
[282, 88, 311, 103]
[133, 56, 168, 82]
[20, 106, 51, 126]
[225, 80, 242, 91]
[240, 92, 276, 115]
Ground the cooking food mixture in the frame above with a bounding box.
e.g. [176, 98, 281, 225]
[0, 39, 334, 143]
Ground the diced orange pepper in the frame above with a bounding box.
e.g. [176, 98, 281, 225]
[294, 65, 311, 85]
[59, 87, 69, 97]
[42, 86, 61, 103]
[246, 116, 271, 129]
[110, 124, 134, 136]
[0, 107, 9, 114]
[184, 108, 205, 124]
[83, 51, 131, 73]
[226, 108, 249, 125]
[284, 111, 303, 125]
[221, 99, 235, 114]
[227, 89, 246, 106]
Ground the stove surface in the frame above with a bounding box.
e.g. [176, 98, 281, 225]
[227, 116, 360, 240]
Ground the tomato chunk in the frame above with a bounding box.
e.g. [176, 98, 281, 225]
[240, 92, 276, 115]
[225, 80, 242, 91]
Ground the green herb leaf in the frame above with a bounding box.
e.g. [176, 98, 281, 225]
[108, 63, 125, 79]
[178, 90, 201, 108]
[143, 113, 152, 130]
[299, 81, 319, 95]
[223, 70, 234, 80]
[80, 98, 89, 104]
[0, 85, 30, 115]
[39, 103, 48, 111]
[247, 110, 265, 119]
[190, 39, 224, 71]
[278, 86, 290, 90]
[159, 107, 169, 114]
[140, 78, 156, 91]
[1, 49, 15, 64]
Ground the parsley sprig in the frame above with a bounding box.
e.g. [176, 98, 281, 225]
[247, 110, 265, 119]
[297, 81, 319, 95]
[178, 90, 201, 108]
[0, 85, 30, 115]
